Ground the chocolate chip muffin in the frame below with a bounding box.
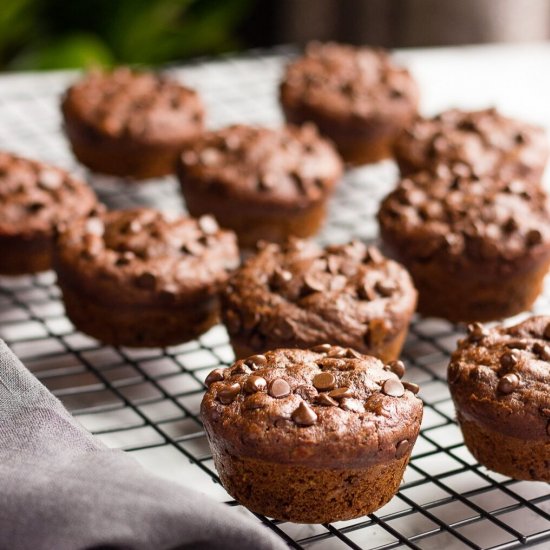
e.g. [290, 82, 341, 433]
[53, 208, 239, 347]
[62, 67, 205, 179]
[378, 168, 550, 322]
[176, 124, 343, 248]
[448, 317, 550, 481]
[221, 239, 417, 362]
[0, 151, 98, 275]
[394, 108, 549, 183]
[280, 42, 419, 165]
[201, 347, 423, 523]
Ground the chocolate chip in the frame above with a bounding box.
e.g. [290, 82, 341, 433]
[269, 378, 291, 398]
[205, 368, 225, 387]
[115, 251, 135, 266]
[244, 375, 267, 394]
[506, 339, 529, 350]
[217, 382, 241, 404]
[533, 342, 550, 361]
[358, 282, 376, 301]
[312, 343, 332, 354]
[245, 354, 267, 370]
[386, 360, 405, 379]
[344, 348, 363, 359]
[402, 381, 420, 394]
[313, 372, 336, 391]
[382, 378, 405, 397]
[291, 401, 318, 426]
[198, 215, 218, 235]
[395, 439, 410, 459]
[500, 351, 518, 369]
[271, 268, 292, 288]
[316, 393, 338, 406]
[159, 287, 177, 304]
[526, 229, 543, 246]
[232, 363, 250, 375]
[544, 322, 550, 340]
[328, 387, 353, 400]
[497, 373, 520, 394]
[514, 132, 526, 144]
[340, 398, 364, 412]
[467, 322, 488, 342]
[375, 281, 396, 297]
[303, 273, 325, 293]
[503, 217, 519, 233]
[135, 271, 157, 290]
[365, 246, 384, 264]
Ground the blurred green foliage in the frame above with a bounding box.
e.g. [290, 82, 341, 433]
[0, 0, 252, 71]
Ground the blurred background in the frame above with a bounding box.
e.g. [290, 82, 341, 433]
[2, 0, 550, 71]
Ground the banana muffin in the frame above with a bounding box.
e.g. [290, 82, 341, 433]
[448, 317, 550, 481]
[221, 239, 417, 362]
[280, 42, 419, 165]
[53, 208, 239, 347]
[378, 167, 550, 322]
[394, 108, 549, 183]
[201, 347, 423, 523]
[176, 124, 343, 248]
[0, 151, 98, 275]
[62, 67, 205, 179]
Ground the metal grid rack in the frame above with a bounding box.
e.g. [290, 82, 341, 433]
[0, 49, 549, 550]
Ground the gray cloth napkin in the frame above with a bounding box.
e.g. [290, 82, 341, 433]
[0, 340, 286, 550]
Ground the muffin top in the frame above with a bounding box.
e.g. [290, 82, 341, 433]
[177, 124, 342, 208]
[280, 42, 419, 123]
[0, 151, 97, 238]
[54, 208, 239, 305]
[61, 67, 204, 142]
[201, 347, 423, 467]
[394, 108, 549, 181]
[378, 168, 550, 273]
[448, 317, 550, 440]
[222, 239, 417, 353]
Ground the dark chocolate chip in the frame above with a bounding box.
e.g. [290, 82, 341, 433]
[467, 322, 488, 342]
[135, 271, 157, 290]
[533, 342, 550, 361]
[375, 281, 396, 297]
[395, 439, 410, 459]
[514, 132, 526, 144]
[245, 354, 267, 370]
[312, 343, 332, 353]
[205, 368, 225, 387]
[217, 382, 241, 404]
[271, 268, 292, 288]
[313, 372, 336, 391]
[365, 246, 384, 264]
[303, 273, 325, 293]
[386, 360, 405, 379]
[344, 348, 363, 359]
[328, 387, 353, 400]
[291, 401, 318, 426]
[500, 351, 518, 369]
[382, 378, 405, 397]
[232, 363, 250, 375]
[198, 215, 218, 235]
[27, 201, 45, 212]
[244, 375, 267, 394]
[526, 229, 543, 246]
[506, 339, 529, 350]
[497, 373, 520, 394]
[503, 217, 519, 233]
[316, 393, 338, 406]
[269, 378, 291, 399]
[403, 381, 420, 394]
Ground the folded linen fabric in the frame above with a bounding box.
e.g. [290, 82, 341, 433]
[0, 340, 285, 550]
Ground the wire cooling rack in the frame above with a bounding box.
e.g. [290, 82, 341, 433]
[0, 47, 549, 550]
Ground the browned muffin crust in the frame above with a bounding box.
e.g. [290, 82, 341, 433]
[448, 317, 550, 480]
[0, 151, 97, 275]
[177, 123, 343, 247]
[378, 168, 550, 322]
[202, 347, 423, 467]
[280, 42, 419, 164]
[62, 68, 205, 179]
[221, 239, 417, 362]
[394, 108, 549, 182]
[54, 208, 239, 347]
[202, 347, 422, 522]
